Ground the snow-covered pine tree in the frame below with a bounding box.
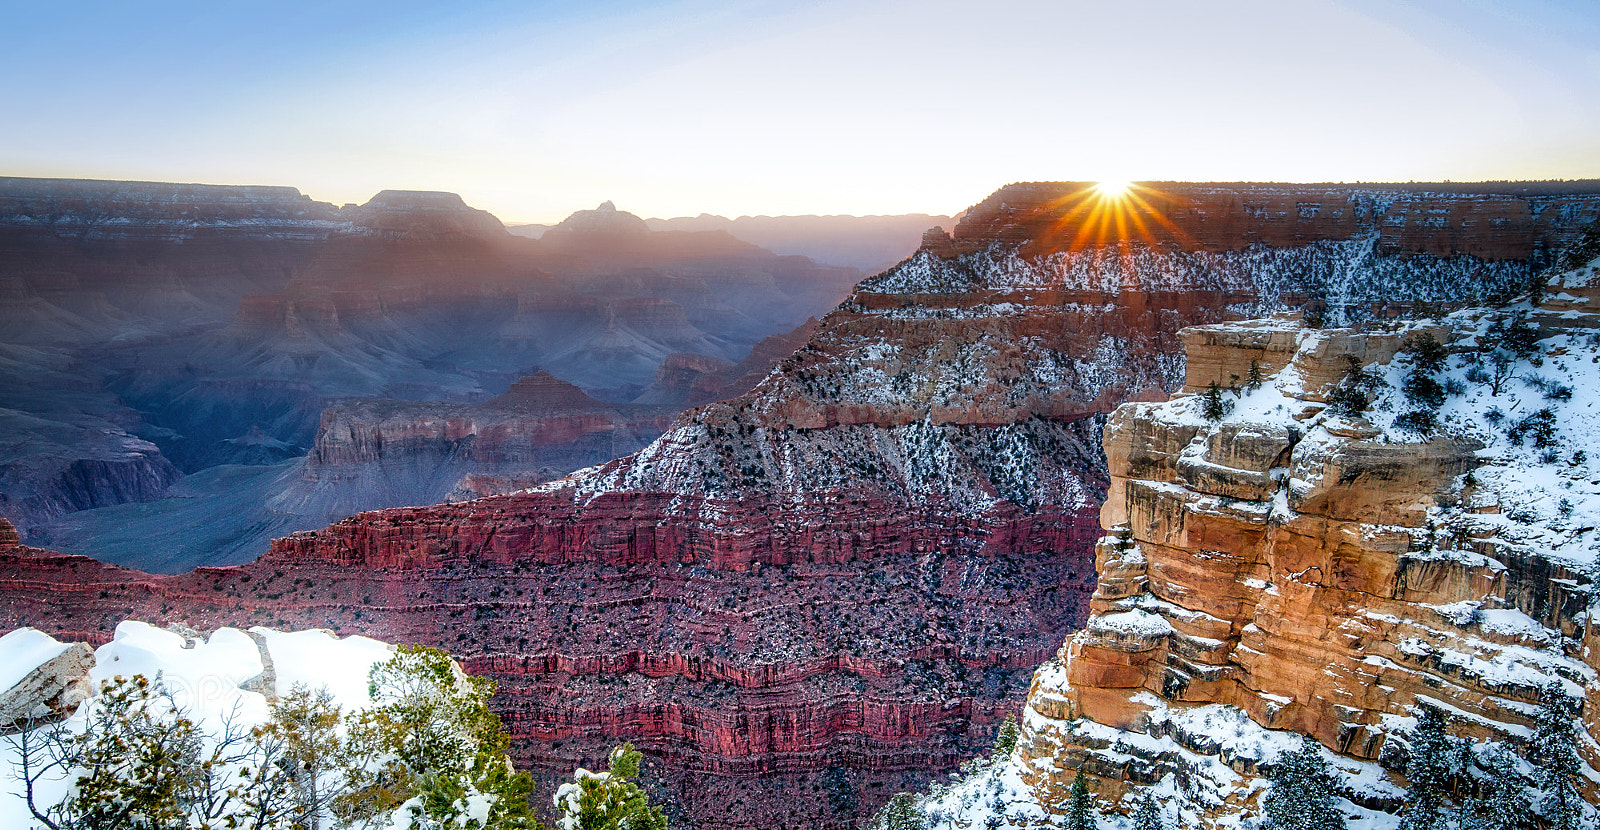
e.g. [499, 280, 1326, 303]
[347, 644, 540, 829]
[868, 792, 926, 830]
[1399, 704, 1458, 830]
[993, 713, 1019, 757]
[1202, 381, 1229, 422]
[1065, 771, 1095, 830]
[252, 683, 351, 830]
[1533, 682, 1583, 830]
[1460, 744, 1532, 830]
[553, 742, 667, 830]
[1130, 791, 1164, 830]
[14, 673, 264, 830]
[1245, 359, 1265, 392]
[1328, 355, 1387, 419]
[1262, 736, 1346, 830]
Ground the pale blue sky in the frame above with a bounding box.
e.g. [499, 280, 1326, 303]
[3, 0, 1597, 222]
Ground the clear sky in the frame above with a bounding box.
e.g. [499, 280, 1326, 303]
[3, 0, 1597, 223]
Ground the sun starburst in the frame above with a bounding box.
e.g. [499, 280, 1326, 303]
[1036, 181, 1195, 263]
[1093, 180, 1133, 198]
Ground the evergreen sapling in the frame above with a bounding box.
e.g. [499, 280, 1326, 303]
[1263, 736, 1346, 830]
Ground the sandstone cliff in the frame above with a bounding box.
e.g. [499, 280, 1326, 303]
[924, 268, 1600, 828]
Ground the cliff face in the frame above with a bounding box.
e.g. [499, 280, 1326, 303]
[925, 271, 1600, 828]
[949, 181, 1600, 261]
[306, 371, 678, 497]
[0, 240, 1124, 825]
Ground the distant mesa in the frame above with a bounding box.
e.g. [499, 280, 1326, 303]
[346, 189, 508, 238]
[543, 201, 651, 238]
[645, 212, 956, 270]
[488, 371, 607, 410]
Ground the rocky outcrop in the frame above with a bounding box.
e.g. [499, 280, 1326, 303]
[0, 435, 182, 538]
[635, 353, 737, 406]
[308, 372, 676, 474]
[633, 318, 819, 406]
[0, 635, 93, 730]
[983, 304, 1600, 827]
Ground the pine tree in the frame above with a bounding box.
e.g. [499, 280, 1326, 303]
[254, 683, 351, 830]
[1328, 355, 1387, 419]
[7, 649, 548, 830]
[1202, 381, 1230, 422]
[1130, 791, 1164, 830]
[1464, 744, 1532, 830]
[869, 792, 924, 830]
[1262, 736, 1345, 830]
[56, 674, 202, 830]
[993, 713, 1019, 757]
[1399, 705, 1457, 830]
[1402, 331, 1450, 374]
[15, 673, 264, 830]
[553, 743, 667, 830]
[346, 644, 540, 829]
[1246, 359, 1265, 393]
[1065, 771, 1095, 830]
[1533, 682, 1583, 830]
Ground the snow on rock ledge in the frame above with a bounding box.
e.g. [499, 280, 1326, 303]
[935, 291, 1600, 828]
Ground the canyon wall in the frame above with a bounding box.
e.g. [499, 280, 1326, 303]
[926, 274, 1600, 828]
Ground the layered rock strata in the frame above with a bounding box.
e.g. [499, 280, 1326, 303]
[942, 295, 1600, 827]
[305, 371, 679, 501]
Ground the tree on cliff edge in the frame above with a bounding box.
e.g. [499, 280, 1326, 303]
[1263, 736, 1346, 830]
[344, 644, 540, 829]
[1399, 704, 1458, 830]
[1202, 382, 1230, 422]
[1459, 744, 1532, 830]
[868, 792, 925, 830]
[1532, 682, 1583, 830]
[1065, 772, 1096, 830]
[553, 743, 667, 830]
[1130, 791, 1164, 830]
[993, 713, 1019, 757]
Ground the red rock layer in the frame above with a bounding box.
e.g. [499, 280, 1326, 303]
[0, 484, 1101, 828]
[951, 181, 1600, 260]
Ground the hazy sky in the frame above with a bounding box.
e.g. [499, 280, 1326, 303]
[4, 0, 1597, 222]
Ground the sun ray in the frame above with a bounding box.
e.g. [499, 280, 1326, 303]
[1043, 182, 1201, 255]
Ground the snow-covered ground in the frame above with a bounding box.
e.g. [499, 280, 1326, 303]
[0, 621, 394, 828]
